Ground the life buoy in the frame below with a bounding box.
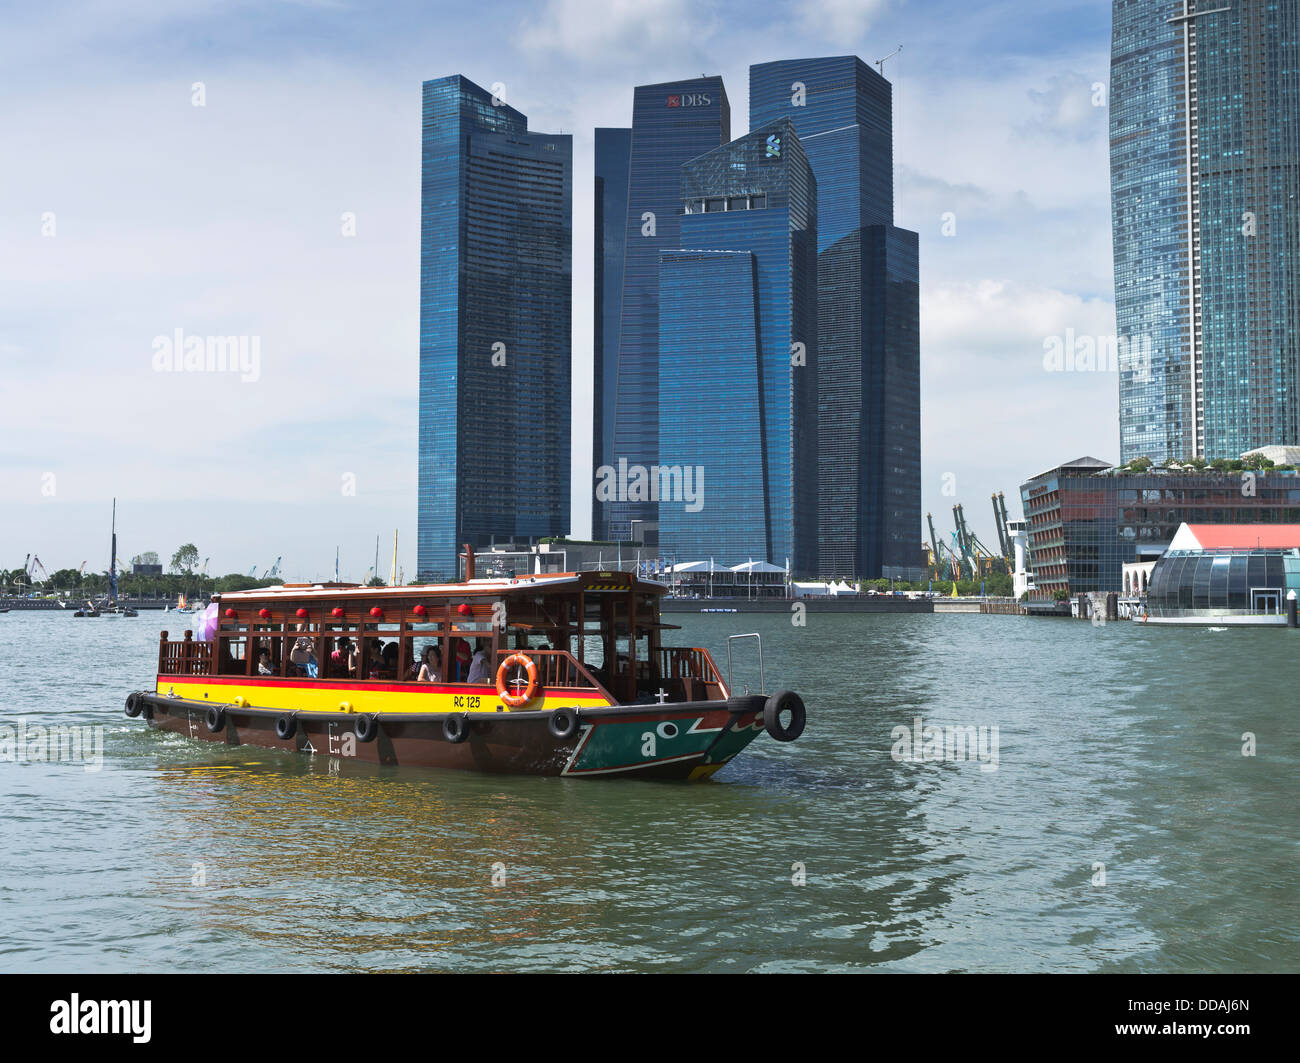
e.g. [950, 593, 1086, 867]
[496, 653, 540, 708]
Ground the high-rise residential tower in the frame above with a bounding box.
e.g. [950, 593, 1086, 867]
[657, 119, 820, 574]
[750, 56, 921, 580]
[1111, 0, 1300, 463]
[606, 77, 731, 545]
[417, 75, 572, 581]
[592, 127, 632, 543]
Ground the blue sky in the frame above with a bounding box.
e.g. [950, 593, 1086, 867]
[1, 0, 1118, 581]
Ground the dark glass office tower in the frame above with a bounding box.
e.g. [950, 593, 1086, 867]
[1111, 1, 1300, 463]
[417, 75, 572, 581]
[658, 120, 819, 574]
[608, 77, 730, 543]
[750, 56, 921, 580]
[592, 127, 631, 543]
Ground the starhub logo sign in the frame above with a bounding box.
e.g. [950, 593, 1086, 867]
[667, 93, 712, 107]
[594, 459, 704, 511]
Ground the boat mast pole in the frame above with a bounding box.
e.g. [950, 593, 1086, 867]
[110, 497, 118, 605]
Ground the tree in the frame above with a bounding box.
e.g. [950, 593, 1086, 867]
[170, 544, 200, 575]
[1243, 453, 1275, 471]
[367, 576, 386, 587]
[1126, 456, 1153, 473]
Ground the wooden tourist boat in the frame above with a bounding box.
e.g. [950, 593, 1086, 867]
[124, 562, 806, 780]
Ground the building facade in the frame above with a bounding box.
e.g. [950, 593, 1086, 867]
[1020, 455, 1300, 604]
[417, 75, 572, 581]
[750, 55, 921, 580]
[1110, 0, 1300, 464]
[1145, 523, 1300, 623]
[607, 77, 731, 545]
[656, 120, 819, 575]
[592, 127, 632, 543]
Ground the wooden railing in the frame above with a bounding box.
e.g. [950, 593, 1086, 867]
[658, 647, 723, 685]
[158, 631, 213, 676]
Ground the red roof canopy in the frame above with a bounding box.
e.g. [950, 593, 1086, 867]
[1184, 524, 1300, 549]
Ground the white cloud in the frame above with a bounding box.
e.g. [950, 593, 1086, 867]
[516, 0, 717, 61]
[795, 0, 890, 40]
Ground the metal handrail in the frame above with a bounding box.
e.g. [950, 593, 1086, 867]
[726, 633, 764, 696]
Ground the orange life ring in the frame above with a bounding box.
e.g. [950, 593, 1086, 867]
[496, 653, 539, 708]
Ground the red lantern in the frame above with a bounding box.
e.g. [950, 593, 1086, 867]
[224, 608, 236, 619]
[370, 606, 384, 619]
[331, 607, 345, 619]
[258, 608, 271, 619]
[457, 603, 472, 616]
[296, 608, 309, 619]
[413, 604, 427, 617]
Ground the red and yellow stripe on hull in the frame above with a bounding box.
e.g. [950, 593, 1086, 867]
[154, 675, 614, 716]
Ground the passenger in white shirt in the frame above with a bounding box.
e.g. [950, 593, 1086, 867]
[466, 641, 492, 684]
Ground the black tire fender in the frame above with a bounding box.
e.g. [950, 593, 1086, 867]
[124, 693, 142, 718]
[205, 706, 225, 733]
[763, 691, 806, 743]
[355, 713, 379, 743]
[274, 714, 297, 740]
[548, 707, 580, 740]
[443, 714, 469, 744]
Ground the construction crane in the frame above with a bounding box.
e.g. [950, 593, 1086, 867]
[927, 513, 962, 580]
[260, 556, 282, 580]
[955, 503, 1009, 578]
[27, 554, 50, 586]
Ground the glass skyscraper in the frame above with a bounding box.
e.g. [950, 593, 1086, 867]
[1111, 0, 1300, 464]
[750, 56, 921, 580]
[608, 77, 731, 544]
[417, 75, 572, 581]
[592, 127, 631, 543]
[657, 120, 820, 574]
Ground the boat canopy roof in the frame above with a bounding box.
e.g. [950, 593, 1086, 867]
[216, 570, 667, 605]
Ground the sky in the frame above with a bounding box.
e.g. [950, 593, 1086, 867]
[0, 0, 1118, 582]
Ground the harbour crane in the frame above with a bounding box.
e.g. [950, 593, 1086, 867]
[260, 556, 282, 580]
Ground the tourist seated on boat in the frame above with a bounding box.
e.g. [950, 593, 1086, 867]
[382, 642, 399, 678]
[289, 629, 317, 678]
[366, 639, 387, 679]
[417, 645, 442, 683]
[257, 647, 274, 676]
[331, 637, 357, 677]
[466, 639, 491, 684]
[452, 639, 472, 681]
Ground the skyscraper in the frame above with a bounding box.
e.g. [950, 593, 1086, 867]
[417, 75, 572, 581]
[592, 127, 631, 543]
[1111, 0, 1300, 463]
[658, 120, 820, 574]
[750, 56, 921, 580]
[607, 77, 731, 545]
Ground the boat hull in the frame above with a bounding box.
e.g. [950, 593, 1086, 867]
[129, 692, 770, 780]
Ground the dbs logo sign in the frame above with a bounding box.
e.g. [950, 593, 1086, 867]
[667, 93, 712, 107]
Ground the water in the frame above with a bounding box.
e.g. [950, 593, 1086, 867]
[1, 609, 1296, 972]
